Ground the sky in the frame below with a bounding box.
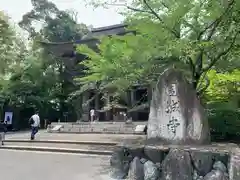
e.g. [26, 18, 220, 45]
[0, 0, 124, 28]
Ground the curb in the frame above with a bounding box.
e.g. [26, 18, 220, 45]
[0, 145, 113, 155]
[4, 139, 118, 146]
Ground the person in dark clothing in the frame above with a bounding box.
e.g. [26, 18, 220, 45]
[0, 120, 7, 145]
[6, 116, 10, 123]
[144, 125, 148, 135]
[3, 120, 7, 133]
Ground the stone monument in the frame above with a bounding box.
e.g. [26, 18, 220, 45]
[109, 68, 238, 180]
[147, 69, 210, 144]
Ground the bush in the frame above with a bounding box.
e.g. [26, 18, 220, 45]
[207, 109, 240, 142]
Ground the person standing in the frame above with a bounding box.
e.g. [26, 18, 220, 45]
[90, 109, 95, 122]
[29, 111, 40, 140]
[6, 116, 10, 124]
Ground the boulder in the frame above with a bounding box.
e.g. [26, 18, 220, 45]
[147, 69, 210, 145]
[110, 147, 133, 179]
[144, 160, 160, 180]
[144, 146, 164, 163]
[213, 161, 227, 173]
[203, 170, 228, 180]
[193, 170, 204, 180]
[117, 139, 145, 158]
[229, 151, 240, 180]
[140, 158, 148, 164]
[128, 157, 144, 180]
[161, 149, 193, 180]
[190, 151, 213, 176]
[212, 153, 228, 168]
[193, 170, 199, 180]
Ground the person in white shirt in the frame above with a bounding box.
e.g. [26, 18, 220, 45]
[29, 111, 40, 140]
[90, 109, 95, 122]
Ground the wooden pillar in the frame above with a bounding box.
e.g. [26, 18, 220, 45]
[130, 88, 137, 121]
[130, 89, 135, 106]
[147, 86, 152, 119]
[104, 93, 111, 121]
[82, 91, 89, 121]
[76, 96, 82, 121]
[94, 93, 100, 121]
[126, 90, 132, 107]
[95, 93, 100, 110]
[147, 85, 152, 106]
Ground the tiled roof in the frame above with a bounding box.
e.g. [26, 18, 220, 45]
[40, 23, 129, 46]
[40, 23, 135, 57]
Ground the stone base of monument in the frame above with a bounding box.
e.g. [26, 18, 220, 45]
[109, 140, 240, 180]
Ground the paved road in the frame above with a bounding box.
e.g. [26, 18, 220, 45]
[0, 149, 112, 180]
[6, 130, 145, 142]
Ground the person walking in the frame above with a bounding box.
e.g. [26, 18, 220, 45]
[29, 111, 40, 140]
[0, 120, 7, 145]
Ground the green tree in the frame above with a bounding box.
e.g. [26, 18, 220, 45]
[0, 37, 64, 126]
[0, 11, 28, 119]
[19, 0, 88, 41]
[204, 69, 240, 139]
[79, 0, 240, 97]
[78, 0, 240, 139]
[205, 69, 240, 107]
[0, 11, 25, 73]
[18, 0, 89, 120]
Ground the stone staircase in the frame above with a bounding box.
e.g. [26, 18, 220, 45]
[49, 121, 147, 134]
[1, 131, 146, 155]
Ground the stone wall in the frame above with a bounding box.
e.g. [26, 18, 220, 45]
[110, 142, 240, 180]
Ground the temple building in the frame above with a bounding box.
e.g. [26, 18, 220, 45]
[41, 24, 150, 122]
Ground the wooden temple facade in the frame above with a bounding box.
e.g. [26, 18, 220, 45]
[41, 24, 150, 122]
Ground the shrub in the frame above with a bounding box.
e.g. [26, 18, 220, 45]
[208, 109, 240, 142]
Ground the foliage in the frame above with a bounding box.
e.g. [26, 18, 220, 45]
[205, 69, 240, 104]
[0, 0, 91, 125]
[79, 0, 240, 96]
[0, 11, 25, 73]
[0, 11, 28, 111]
[77, 0, 240, 138]
[77, 34, 188, 92]
[19, 0, 88, 41]
[0, 47, 58, 111]
[208, 109, 240, 141]
[17, 0, 90, 121]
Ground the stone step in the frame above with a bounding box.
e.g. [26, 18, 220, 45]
[0, 142, 115, 155]
[51, 127, 139, 134]
[51, 122, 147, 126]
[4, 139, 118, 146]
[5, 132, 146, 143]
[2, 142, 116, 151]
